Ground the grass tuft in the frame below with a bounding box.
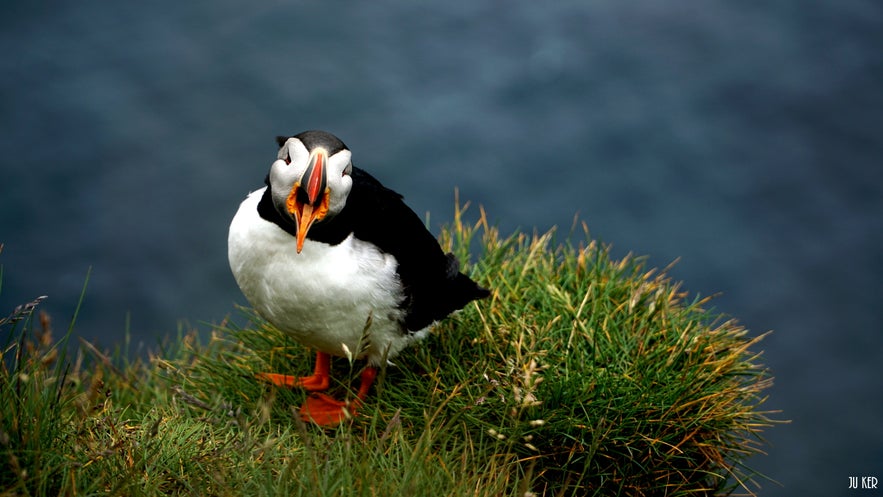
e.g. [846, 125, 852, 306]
[0, 208, 779, 496]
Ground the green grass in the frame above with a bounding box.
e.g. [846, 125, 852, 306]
[0, 209, 779, 496]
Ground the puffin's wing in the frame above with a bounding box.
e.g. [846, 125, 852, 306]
[345, 167, 489, 331]
[345, 167, 447, 270]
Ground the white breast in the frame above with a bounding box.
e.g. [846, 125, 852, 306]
[228, 188, 426, 365]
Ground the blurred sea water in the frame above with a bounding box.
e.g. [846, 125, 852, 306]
[2, 1, 881, 494]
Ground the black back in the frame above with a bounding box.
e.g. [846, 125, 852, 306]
[258, 166, 489, 332]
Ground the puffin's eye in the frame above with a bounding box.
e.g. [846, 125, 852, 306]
[343, 162, 352, 176]
[284, 152, 292, 165]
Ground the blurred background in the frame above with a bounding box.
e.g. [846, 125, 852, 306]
[1, 1, 880, 494]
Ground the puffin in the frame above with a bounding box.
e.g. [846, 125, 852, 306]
[228, 130, 489, 425]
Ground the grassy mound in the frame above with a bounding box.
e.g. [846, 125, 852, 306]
[0, 209, 778, 496]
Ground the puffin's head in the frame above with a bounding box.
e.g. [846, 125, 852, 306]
[268, 130, 353, 253]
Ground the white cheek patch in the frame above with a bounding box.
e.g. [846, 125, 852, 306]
[326, 150, 352, 177]
[286, 139, 310, 163]
[324, 150, 354, 216]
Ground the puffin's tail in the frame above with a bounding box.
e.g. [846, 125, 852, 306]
[402, 253, 490, 332]
[443, 253, 490, 309]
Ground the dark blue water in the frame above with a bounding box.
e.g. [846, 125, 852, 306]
[2, 1, 881, 493]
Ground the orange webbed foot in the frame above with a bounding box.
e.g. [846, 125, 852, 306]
[299, 366, 377, 426]
[255, 372, 330, 391]
[255, 351, 332, 391]
[299, 393, 361, 425]
[256, 350, 378, 426]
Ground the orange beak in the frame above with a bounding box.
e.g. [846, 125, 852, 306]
[286, 148, 331, 253]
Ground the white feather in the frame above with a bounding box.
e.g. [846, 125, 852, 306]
[228, 187, 427, 365]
